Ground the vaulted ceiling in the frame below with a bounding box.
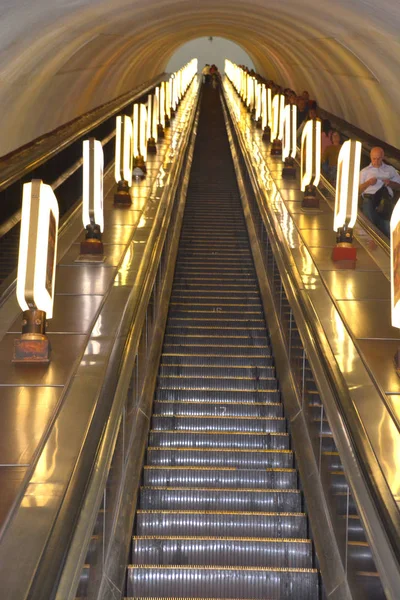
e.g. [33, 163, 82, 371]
[1, 0, 398, 155]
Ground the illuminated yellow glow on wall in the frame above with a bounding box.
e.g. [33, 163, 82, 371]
[16, 180, 59, 318]
[334, 139, 361, 231]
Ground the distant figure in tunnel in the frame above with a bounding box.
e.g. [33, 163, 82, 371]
[359, 146, 400, 237]
[202, 64, 211, 84]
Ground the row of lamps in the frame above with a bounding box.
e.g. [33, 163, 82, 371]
[13, 59, 198, 364]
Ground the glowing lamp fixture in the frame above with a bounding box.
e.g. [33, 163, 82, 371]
[115, 115, 133, 187]
[157, 86, 165, 127]
[14, 179, 59, 363]
[300, 118, 321, 191]
[282, 104, 297, 161]
[83, 138, 104, 233]
[255, 82, 262, 122]
[146, 94, 158, 154]
[271, 94, 285, 141]
[132, 103, 148, 175]
[391, 199, 400, 333]
[331, 139, 361, 260]
[163, 81, 171, 124]
[17, 180, 59, 319]
[334, 140, 361, 232]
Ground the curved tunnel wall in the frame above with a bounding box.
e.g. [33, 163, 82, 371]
[1, 0, 399, 156]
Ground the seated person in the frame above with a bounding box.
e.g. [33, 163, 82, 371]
[321, 130, 341, 183]
[359, 146, 400, 237]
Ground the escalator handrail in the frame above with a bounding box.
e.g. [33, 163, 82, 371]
[222, 81, 400, 598]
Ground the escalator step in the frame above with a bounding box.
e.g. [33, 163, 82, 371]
[160, 355, 274, 367]
[139, 487, 301, 512]
[157, 377, 277, 391]
[136, 510, 307, 539]
[143, 467, 296, 489]
[148, 431, 289, 450]
[127, 565, 319, 599]
[132, 536, 313, 568]
[152, 401, 283, 418]
[151, 416, 286, 433]
[158, 365, 275, 378]
[146, 448, 293, 468]
[163, 335, 268, 347]
[155, 389, 280, 403]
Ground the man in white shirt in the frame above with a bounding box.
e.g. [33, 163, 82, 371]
[359, 147, 400, 236]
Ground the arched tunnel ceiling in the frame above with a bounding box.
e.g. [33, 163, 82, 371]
[1, 0, 399, 156]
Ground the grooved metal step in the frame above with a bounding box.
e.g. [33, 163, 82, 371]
[151, 416, 286, 433]
[156, 378, 277, 391]
[163, 335, 268, 347]
[139, 487, 301, 512]
[148, 430, 290, 450]
[127, 565, 319, 599]
[160, 355, 274, 367]
[146, 448, 294, 468]
[152, 401, 283, 418]
[158, 365, 275, 378]
[132, 536, 313, 568]
[136, 510, 307, 539]
[143, 467, 297, 489]
[155, 389, 280, 403]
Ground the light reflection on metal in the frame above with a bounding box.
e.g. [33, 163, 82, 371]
[334, 140, 361, 232]
[301, 119, 321, 191]
[281, 205, 296, 249]
[17, 180, 59, 318]
[332, 306, 357, 374]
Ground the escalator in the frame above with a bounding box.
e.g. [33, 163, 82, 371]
[125, 85, 320, 599]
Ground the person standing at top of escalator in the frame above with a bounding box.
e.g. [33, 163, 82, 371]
[202, 64, 211, 84]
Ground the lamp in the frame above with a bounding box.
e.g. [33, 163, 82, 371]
[81, 138, 104, 257]
[114, 115, 133, 205]
[332, 140, 361, 262]
[270, 94, 285, 155]
[156, 86, 165, 138]
[262, 86, 272, 142]
[391, 199, 400, 373]
[282, 104, 297, 179]
[301, 118, 321, 208]
[14, 179, 59, 363]
[146, 93, 158, 154]
[132, 103, 147, 178]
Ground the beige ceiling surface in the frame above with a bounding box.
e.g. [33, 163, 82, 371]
[0, 0, 399, 156]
